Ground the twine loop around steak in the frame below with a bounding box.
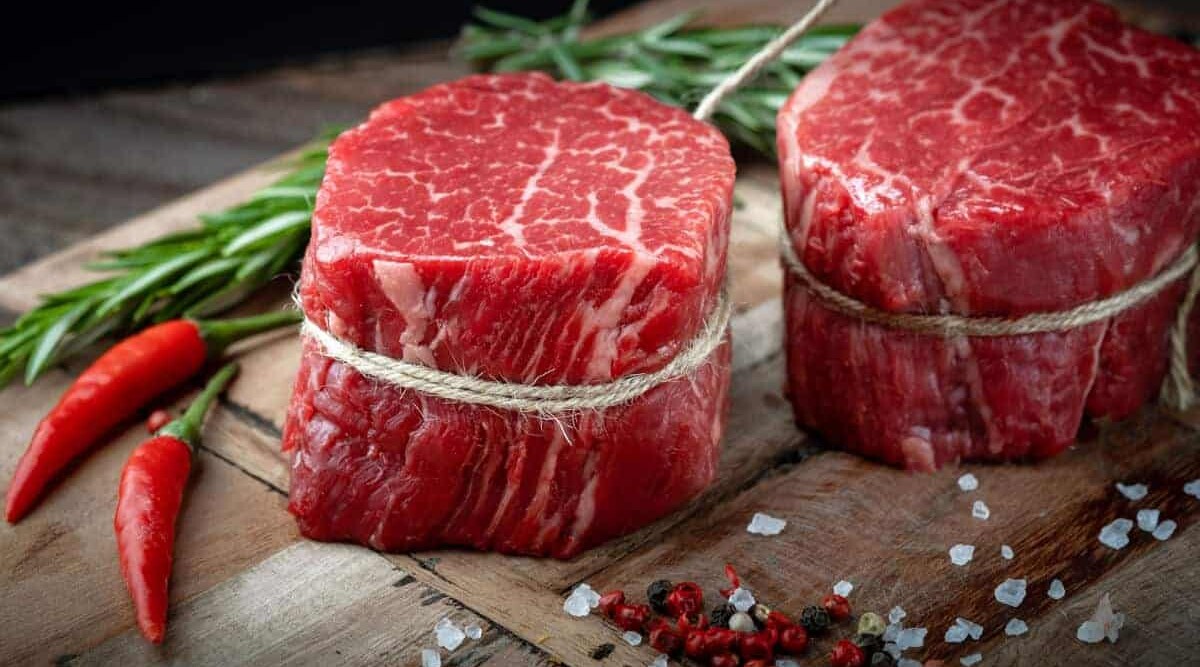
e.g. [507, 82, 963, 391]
[780, 234, 1200, 411]
[301, 289, 732, 415]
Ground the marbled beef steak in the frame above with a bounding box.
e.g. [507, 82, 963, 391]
[284, 73, 735, 558]
[779, 0, 1200, 470]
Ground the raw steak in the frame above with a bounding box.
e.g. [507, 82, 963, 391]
[283, 73, 735, 558]
[778, 0, 1200, 470]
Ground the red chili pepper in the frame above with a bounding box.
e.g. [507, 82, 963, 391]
[115, 363, 238, 644]
[5, 310, 298, 523]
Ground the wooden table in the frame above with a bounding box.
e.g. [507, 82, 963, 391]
[2, 2, 1198, 666]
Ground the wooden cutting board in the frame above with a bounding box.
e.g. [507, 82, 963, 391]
[1, 2, 1197, 666]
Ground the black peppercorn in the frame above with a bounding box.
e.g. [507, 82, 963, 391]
[799, 605, 831, 634]
[853, 632, 884, 656]
[709, 603, 736, 628]
[647, 579, 674, 615]
[869, 651, 896, 667]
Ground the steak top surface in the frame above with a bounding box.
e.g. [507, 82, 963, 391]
[302, 73, 734, 384]
[314, 72, 732, 280]
[779, 0, 1200, 316]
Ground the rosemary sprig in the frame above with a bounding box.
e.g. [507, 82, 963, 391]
[0, 138, 332, 387]
[459, 0, 859, 156]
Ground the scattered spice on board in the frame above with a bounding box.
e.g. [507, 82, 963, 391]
[957, 473, 979, 491]
[747, 512, 787, 536]
[1136, 509, 1160, 532]
[833, 580, 854, 597]
[1048, 579, 1067, 600]
[1076, 593, 1124, 644]
[960, 653, 983, 666]
[420, 648, 441, 667]
[1185, 479, 1200, 499]
[434, 618, 466, 651]
[971, 500, 990, 520]
[1000, 545, 1014, 560]
[1099, 518, 1134, 550]
[1005, 618, 1028, 636]
[949, 544, 975, 566]
[1115, 482, 1148, 500]
[994, 579, 1027, 608]
[1152, 520, 1177, 541]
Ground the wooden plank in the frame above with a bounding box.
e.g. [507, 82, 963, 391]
[0, 376, 298, 664]
[77, 541, 552, 666]
[578, 412, 1200, 666]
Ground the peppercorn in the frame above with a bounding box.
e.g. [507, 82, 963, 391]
[750, 603, 771, 626]
[830, 639, 866, 667]
[729, 612, 756, 633]
[857, 611, 887, 637]
[870, 651, 896, 667]
[647, 579, 673, 615]
[823, 594, 852, 621]
[667, 582, 704, 617]
[598, 590, 625, 617]
[613, 603, 650, 632]
[737, 631, 774, 662]
[649, 625, 684, 656]
[705, 627, 739, 654]
[853, 632, 884, 656]
[684, 631, 710, 659]
[679, 612, 708, 634]
[710, 603, 736, 628]
[777, 625, 809, 654]
[710, 652, 741, 667]
[765, 610, 794, 629]
[799, 605, 832, 634]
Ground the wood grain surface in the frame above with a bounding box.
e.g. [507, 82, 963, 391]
[2, 1, 1199, 666]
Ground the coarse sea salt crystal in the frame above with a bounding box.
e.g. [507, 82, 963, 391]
[465, 624, 483, 640]
[623, 631, 642, 646]
[994, 579, 1027, 608]
[956, 617, 984, 640]
[896, 627, 926, 650]
[898, 659, 922, 667]
[958, 473, 979, 491]
[1099, 518, 1133, 549]
[972, 500, 990, 520]
[1077, 593, 1125, 644]
[950, 544, 975, 566]
[650, 655, 669, 667]
[961, 653, 983, 666]
[729, 587, 756, 612]
[1136, 509, 1160, 532]
[1077, 620, 1105, 644]
[945, 624, 969, 643]
[1153, 520, 1177, 541]
[888, 606, 907, 624]
[578, 583, 601, 608]
[1001, 545, 1014, 560]
[777, 660, 800, 667]
[883, 642, 902, 659]
[564, 592, 591, 617]
[834, 580, 854, 597]
[435, 618, 466, 651]
[1184, 479, 1200, 499]
[1005, 618, 1028, 636]
[1048, 579, 1066, 600]
[747, 512, 787, 536]
[421, 648, 442, 667]
[883, 624, 901, 643]
[1115, 482, 1148, 500]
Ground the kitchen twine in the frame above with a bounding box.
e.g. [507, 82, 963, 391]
[305, 0, 1199, 413]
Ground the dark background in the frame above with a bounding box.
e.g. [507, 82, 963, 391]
[1, 1, 633, 100]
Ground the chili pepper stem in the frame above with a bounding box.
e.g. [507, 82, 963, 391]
[158, 363, 240, 447]
[193, 309, 301, 359]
